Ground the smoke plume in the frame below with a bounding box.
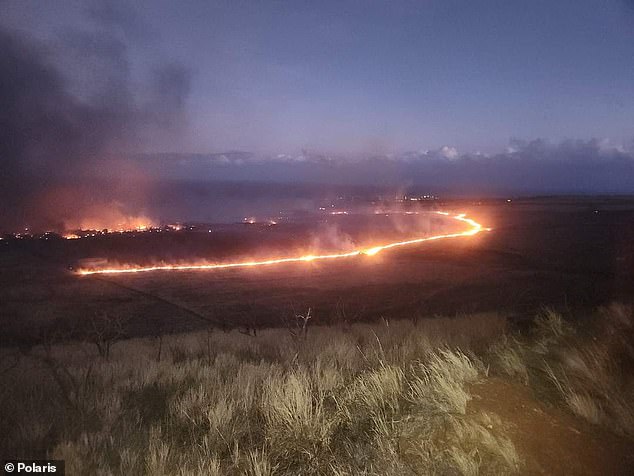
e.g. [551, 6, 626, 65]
[0, 19, 190, 231]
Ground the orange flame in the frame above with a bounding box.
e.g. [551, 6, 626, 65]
[76, 212, 488, 276]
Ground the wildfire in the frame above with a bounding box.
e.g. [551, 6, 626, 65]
[76, 212, 488, 276]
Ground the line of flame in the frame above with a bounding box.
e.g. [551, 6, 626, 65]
[76, 212, 487, 276]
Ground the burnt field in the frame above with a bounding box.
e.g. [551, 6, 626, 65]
[1, 197, 633, 345]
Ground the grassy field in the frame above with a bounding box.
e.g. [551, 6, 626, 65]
[2, 305, 632, 475]
[2, 199, 633, 346]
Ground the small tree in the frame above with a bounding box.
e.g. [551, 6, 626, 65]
[280, 306, 313, 365]
[24, 328, 96, 420]
[290, 307, 312, 341]
[85, 312, 127, 360]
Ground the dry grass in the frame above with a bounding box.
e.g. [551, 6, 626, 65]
[407, 349, 479, 414]
[488, 304, 634, 437]
[1, 312, 522, 475]
[489, 337, 529, 385]
[6, 305, 632, 474]
[447, 413, 520, 475]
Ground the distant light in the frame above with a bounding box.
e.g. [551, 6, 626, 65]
[507, 199, 512, 203]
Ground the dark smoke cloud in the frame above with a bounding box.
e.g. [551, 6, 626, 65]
[147, 63, 191, 129]
[0, 15, 190, 230]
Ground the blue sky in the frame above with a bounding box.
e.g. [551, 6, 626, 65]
[2, 0, 634, 155]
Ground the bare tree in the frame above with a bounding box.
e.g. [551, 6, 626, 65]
[85, 312, 128, 360]
[287, 307, 312, 341]
[23, 330, 96, 420]
[280, 306, 313, 365]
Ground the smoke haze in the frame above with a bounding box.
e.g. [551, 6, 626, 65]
[0, 15, 190, 230]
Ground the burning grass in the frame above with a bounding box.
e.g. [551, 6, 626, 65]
[74, 212, 485, 275]
[1, 307, 632, 474]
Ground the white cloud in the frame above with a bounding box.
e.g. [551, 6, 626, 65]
[438, 145, 459, 159]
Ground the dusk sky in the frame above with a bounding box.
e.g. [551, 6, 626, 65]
[3, 0, 634, 155]
[1, 0, 634, 229]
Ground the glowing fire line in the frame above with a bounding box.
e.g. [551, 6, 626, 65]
[76, 212, 487, 276]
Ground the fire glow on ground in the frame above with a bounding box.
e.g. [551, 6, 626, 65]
[76, 212, 489, 276]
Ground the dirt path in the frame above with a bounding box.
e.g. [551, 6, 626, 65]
[469, 378, 634, 475]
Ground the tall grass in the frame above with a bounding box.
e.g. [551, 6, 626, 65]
[1, 313, 522, 474]
[4, 305, 632, 474]
[488, 304, 634, 437]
